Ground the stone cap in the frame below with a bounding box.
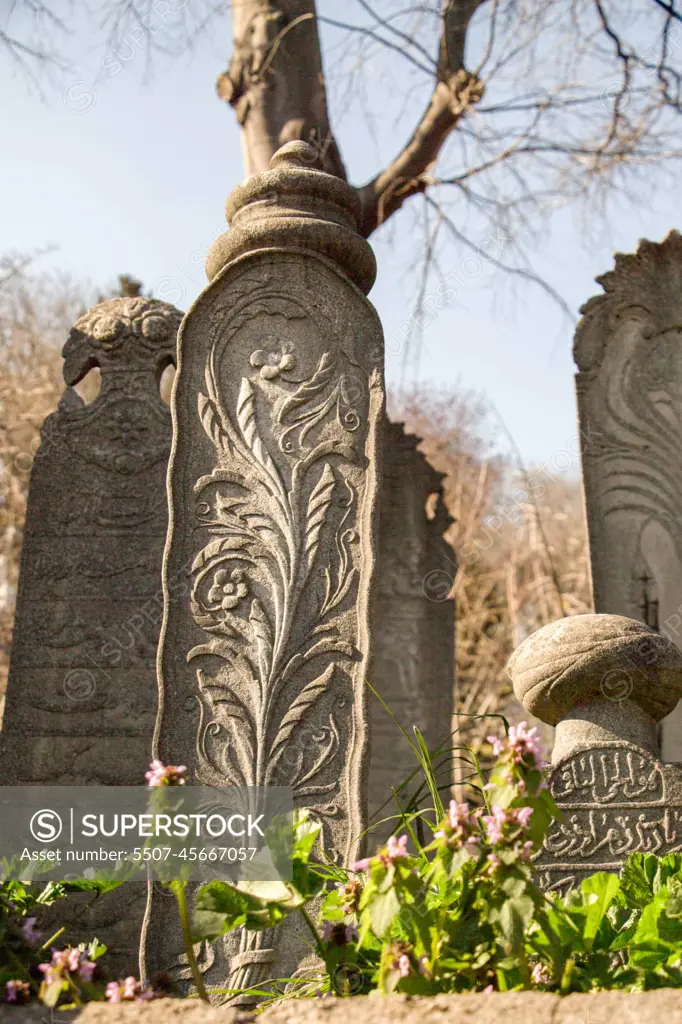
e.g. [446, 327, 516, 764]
[507, 613, 682, 725]
[205, 142, 377, 294]
[62, 296, 182, 386]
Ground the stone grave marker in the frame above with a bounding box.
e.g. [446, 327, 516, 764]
[574, 231, 682, 760]
[508, 613, 682, 892]
[370, 418, 455, 825]
[0, 295, 182, 974]
[143, 142, 384, 996]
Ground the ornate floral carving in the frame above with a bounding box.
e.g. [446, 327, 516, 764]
[187, 287, 367, 810]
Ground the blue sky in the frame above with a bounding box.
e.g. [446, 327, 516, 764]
[0, 3, 677, 466]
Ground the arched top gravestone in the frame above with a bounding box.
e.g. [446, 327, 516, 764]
[573, 231, 682, 760]
[0, 296, 181, 787]
[508, 613, 682, 893]
[0, 296, 181, 980]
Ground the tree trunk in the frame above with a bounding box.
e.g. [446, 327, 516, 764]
[218, 0, 346, 179]
[219, 1, 483, 236]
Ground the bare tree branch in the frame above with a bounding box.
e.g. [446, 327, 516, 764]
[651, 0, 682, 23]
[356, 0, 488, 236]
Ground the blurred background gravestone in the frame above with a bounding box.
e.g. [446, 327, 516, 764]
[574, 231, 682, 761]
[370, 417, 456, 826]
[0, 295, 181, 975]
[509, 613, 682, 893]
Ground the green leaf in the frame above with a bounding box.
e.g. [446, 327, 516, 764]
[628, 889, 678, 969]
[579, 873, 620, 947]
[368, 886, 401, 939]
[493, 894, 534, 953]
[191, 880, 288, 941]
[620, 853, 660, 908]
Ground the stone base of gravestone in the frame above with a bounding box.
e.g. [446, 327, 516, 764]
[534, 741, 682, 893]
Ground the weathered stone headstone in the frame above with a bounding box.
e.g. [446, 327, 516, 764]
[143, 142, 384, 995]
[508, 613, 682, 892]
[574, 232, 682, 760]
[0, 295, 182, 973]
[370, 419, 455, 824]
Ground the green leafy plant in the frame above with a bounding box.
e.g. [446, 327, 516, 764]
[5, 731, 682, 1007]
[0, 876, 117, 1007]
[188, 724, 682, 1001]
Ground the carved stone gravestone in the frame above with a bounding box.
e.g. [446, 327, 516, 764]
[0, 296, 181, 974]
[143, 142, 384, 995]
[508, 613, 682, 892]
[574, 232, 682, 760]
[370, 419, 455, 824]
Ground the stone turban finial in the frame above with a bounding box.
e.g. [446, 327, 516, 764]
[507, 613, 682, 726]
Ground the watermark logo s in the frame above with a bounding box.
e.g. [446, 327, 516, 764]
[30, 809, 63, 844]
[62, 82, 97, 114]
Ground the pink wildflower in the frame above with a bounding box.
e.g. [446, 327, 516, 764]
[531, 962, 552, 986]
[485, 853, 501, 876]
[122, 976, 138, 999]
[38, 948, 97, 987]
[78, 959, 97, 983]
[447, 801, 472, 829]
[105, 981, 123, 1003]
[353, 834, 409, 871]
[435, 800, 482, 853]
[487, 735, 505, 757]
[487, 722, 546, 766]
[515, 806, 534, 829]
[397, 954, 411, 978]
[145, 759, 187, 787]
[21, 917, 41, 944]
[520, 840, 535, 861]
[337, 878, 363, 913]
[508, 722, 544, 765]
[386, 835, 409, 860]
[482, 806, 506, 844]
[5, 979, 31, 1004]
[66, 948, 81, 973]
[106, 976, 149, 1003]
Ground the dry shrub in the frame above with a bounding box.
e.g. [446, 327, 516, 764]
[0, 256, 93, 698]
[391, 387, 593, 753]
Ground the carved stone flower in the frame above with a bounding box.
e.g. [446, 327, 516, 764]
[208, 568, 249, 611]
[250, 341, 296, 379]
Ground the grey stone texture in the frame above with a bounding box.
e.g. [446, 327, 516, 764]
[0, 296, 182, 976]
[143, 143, 384, 995]
[7, 991, 682, 1024]
[509, 612, 682, 891]
[0, 295, 181, 784]
[370, 419, 455, 827]
[574, 231, 682, 760]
